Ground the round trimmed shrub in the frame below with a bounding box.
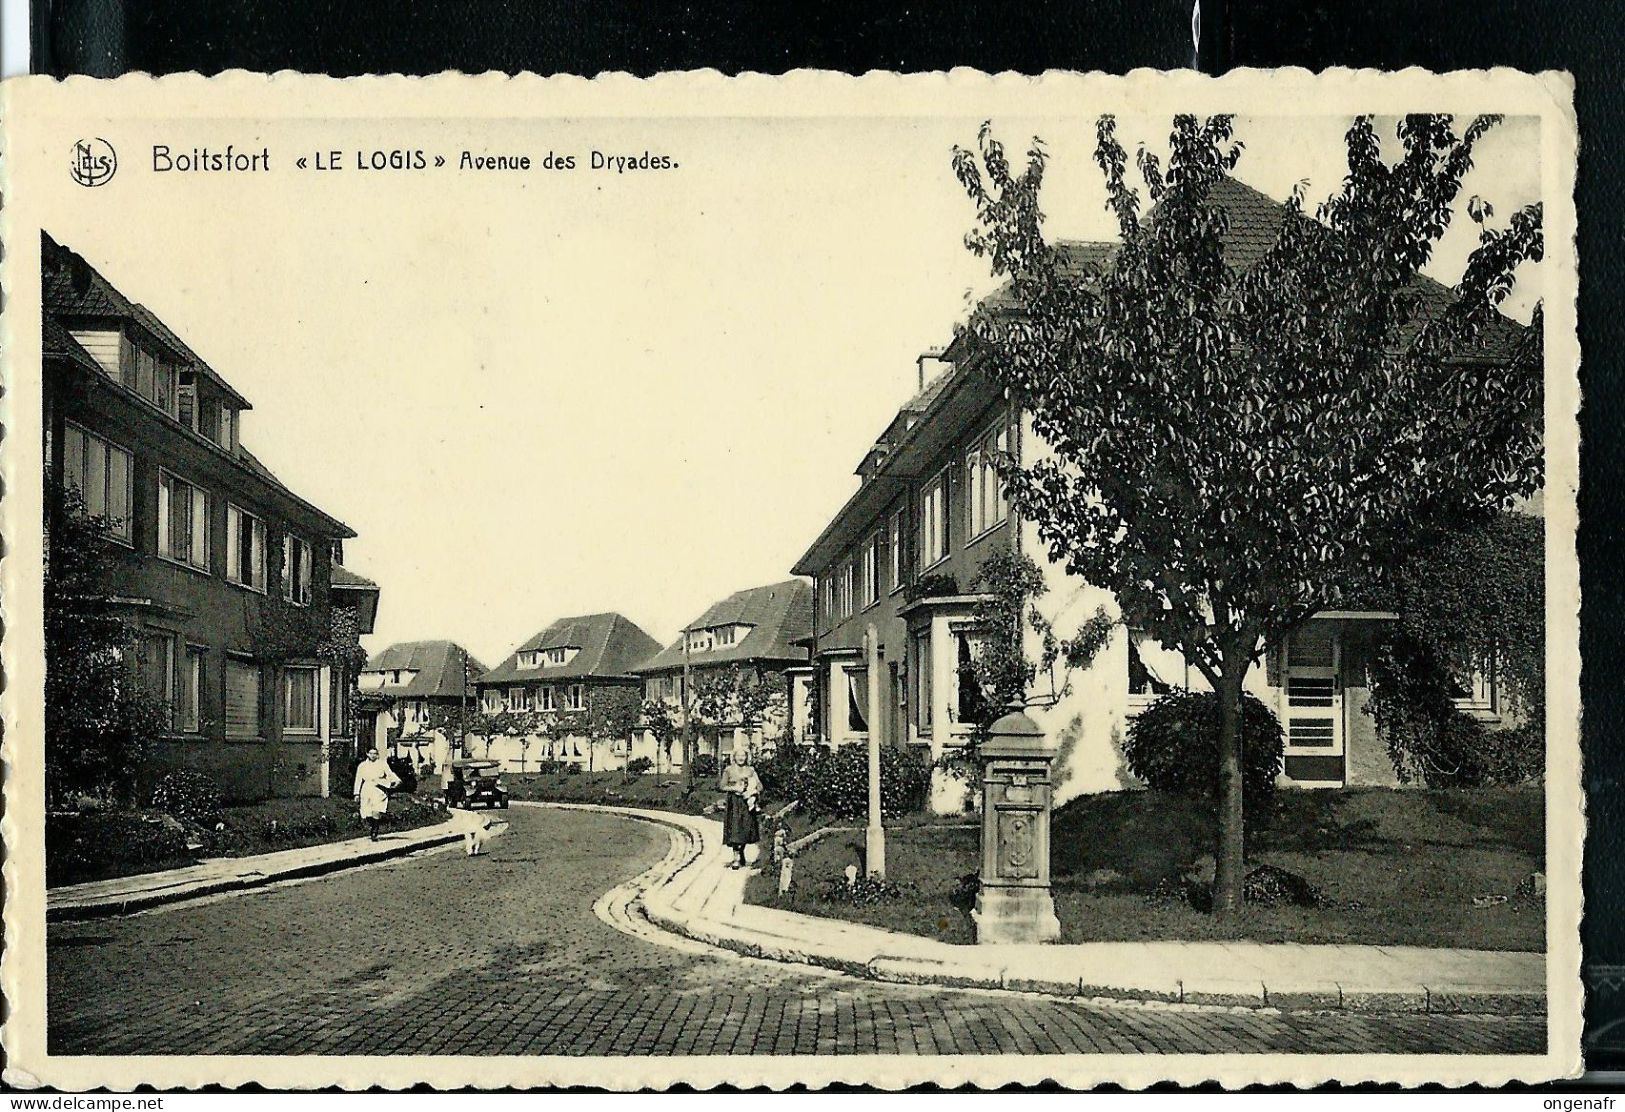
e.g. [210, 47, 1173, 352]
[691, 752, 719, 778]
[624, 756, 653, 776]
[1122, 690, 1284, 810]
[149, 770, 223, 823]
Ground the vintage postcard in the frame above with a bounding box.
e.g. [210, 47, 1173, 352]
[0, 68, 1581, 1089]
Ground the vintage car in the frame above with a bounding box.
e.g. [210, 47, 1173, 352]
[445, 758, 510, 809]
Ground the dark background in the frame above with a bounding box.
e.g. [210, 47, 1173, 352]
[29, 0, 1625, 1074]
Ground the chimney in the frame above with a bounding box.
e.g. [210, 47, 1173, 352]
[916, 349, 947, 392]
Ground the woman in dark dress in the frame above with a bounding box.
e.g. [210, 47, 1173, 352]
[718, 746, 763, 869]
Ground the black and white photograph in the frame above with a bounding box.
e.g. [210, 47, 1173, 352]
[0, 69, 1581, 1089]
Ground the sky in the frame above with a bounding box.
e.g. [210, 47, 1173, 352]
[39, 113, 1543, 667]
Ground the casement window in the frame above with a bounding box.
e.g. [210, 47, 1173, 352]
[919, 468, 949, 569]
[282, 534, 313, 606]
[1127, 631, 1179, 699]
[139, 632, 176, 727]
[966, 424, 1011, 539]
[182, 645, 207, 733]
[537, 686, 556, 712]
[158, 469, 210, 571]
[282, 666, 319, 734]
[839, 562, 855, 618]
[510, 686, 532, 711]
[863, 535, 880, 607]
[177, 375, 198, 432]
[330, 669, 349, 736]
[845, 667, 869, 735]
[225, 504, 267, 591]
[565, 684, 585, 711]
[1449, 654, 1501, 716]
[61, 422, 133, 543]
[822, 576, 834, 619]
[481, 689, 502, 713]
[225, 658, 262, 738]
[913, 630, 933, 734]
[946, 629, 989, 726]
[890, 509, 906, 593]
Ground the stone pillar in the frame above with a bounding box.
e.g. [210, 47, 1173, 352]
[973, 703, 1061, 944]
[864, 623, 885, 878]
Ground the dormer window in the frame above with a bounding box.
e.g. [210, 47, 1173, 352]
[519, 647, 579, 669]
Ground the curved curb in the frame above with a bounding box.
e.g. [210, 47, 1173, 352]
[524, 800, 1545, 1018]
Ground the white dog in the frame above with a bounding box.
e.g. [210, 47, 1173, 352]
[446, 804, 496, 856]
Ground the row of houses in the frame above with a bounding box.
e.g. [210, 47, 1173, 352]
[367, 178, 1532, 812]
[361, 579, 815, 775]
[42, 232, 382, 803]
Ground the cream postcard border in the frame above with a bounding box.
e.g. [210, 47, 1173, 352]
[0, 66, 1582, 1089]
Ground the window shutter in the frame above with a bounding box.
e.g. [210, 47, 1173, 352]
[225, 659, 261, 737]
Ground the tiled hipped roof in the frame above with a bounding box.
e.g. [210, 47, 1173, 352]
[633, 579, 814, 674]
[364, 641, 488, 700]
[480, 613, 663, 685]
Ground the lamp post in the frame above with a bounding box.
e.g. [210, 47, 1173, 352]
[973, 700, 1061, 944]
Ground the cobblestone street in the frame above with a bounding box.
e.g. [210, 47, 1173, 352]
[48, 807, 1544, 1056]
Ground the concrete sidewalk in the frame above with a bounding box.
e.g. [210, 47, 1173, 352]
[598, 804, 1545, 1016]
[47, 819, 464, 921]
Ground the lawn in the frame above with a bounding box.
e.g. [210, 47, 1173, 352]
[744, 786, 1546, 951]
[46, 790, 447, 888]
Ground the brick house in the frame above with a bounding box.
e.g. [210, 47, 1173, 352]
[792, 178, 1533, 809]
[42, 233, 375, 802]
[631, 578, 814, 767]
[358, 639, 488, 771]
[476, 613, 661, 771]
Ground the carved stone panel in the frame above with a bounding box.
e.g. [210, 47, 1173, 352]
[996, 809, 1040, 880]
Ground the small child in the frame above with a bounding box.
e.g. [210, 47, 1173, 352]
[447, 803, 495, 856]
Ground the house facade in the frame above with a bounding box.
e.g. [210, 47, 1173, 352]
[476, 612, 661, 771]
[793, 179, 1533, 810]
[631, 578, 815, 767]
[42, 233, 374, 802]
[358, 640, 487, 772]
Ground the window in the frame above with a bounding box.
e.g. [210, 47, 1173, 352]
[537, 686, 556, 712]
[565, 684, 584, 711]
[863, 535, 880, 607]
[966, 424, 1010, 538]
[225, 658, 261, 738]
[182, 645, 207, 733]
[282, 534, 313, 605]
[839, 562, 855, 618]
[225, 504, 267, 591]
[919, 468, 949, 568]
[139, 632, 175, 727]
[158, 470, 210, 571]
[822, 576, 834, 619]
[846, 668, 869, 735]
[913, 630, 933, 734]
[890, 509, 905, 592]
[947, 629, 989, 726]
[1127, 631, 1177, 698]
[510, 686, 531, 711]
[482, 689, 502, 713]
[283, 666, 319, 734]
[61, 422, 133, 542]
[330, 669, 348, 736]
[1449, 655, 1500, 716]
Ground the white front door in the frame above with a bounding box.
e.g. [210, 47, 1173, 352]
[1283, 623, 1345, 786]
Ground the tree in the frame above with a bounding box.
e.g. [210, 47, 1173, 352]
[640, 698, 679, 777]
[952, 114, 1543, 914]
[583, 686, 641, 770]
[45, 484, 170, 804]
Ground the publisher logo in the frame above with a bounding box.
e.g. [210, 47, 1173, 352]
[70, 138, 117, 187]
